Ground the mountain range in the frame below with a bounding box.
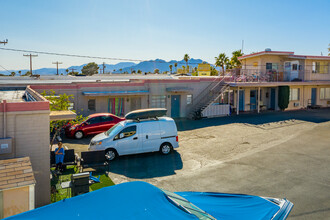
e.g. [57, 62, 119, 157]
[0, 58, 206, 75]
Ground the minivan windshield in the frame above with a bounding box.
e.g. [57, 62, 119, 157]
[105, 123, 124, 136]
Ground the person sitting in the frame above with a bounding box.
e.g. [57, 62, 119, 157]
[55, 142, 65, 173]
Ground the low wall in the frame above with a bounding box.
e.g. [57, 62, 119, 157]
[202, 104, 230, 117]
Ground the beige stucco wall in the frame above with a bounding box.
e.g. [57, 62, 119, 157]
[1, 186, 30, 218]
[0, 110, 50, 207]
[304, 59, 330, 81]
[35, 80, 212, 118]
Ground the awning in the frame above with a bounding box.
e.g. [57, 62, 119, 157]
[82, 90, 149, 96]
[50, 110, 77, 121]
[166, 87, 193, 93]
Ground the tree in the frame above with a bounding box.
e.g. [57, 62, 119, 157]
[328, 43, 330, 56]
[18, 71, 22, 76]
[10, 72, 16, 76]
[278, 86, 290, 110]
[210, 66, 218, 76]
[132, 70, 136, 74]
[174, 63, 178, 73]
[137, 70, 142, 74]
[169, 64, 173, 74]
[66, 69, 69, 75]
[41, 90, 87, 133]
[119, 69, 122, 73]
[23, 71, 31, 76]
[182, 66, 186, 74]
[154, 68, 160, 74]
[81, 62, 99, 76]
[230, 50, 243, 69]
[184, 54, 190, 73]
[215, 53, 229, 76]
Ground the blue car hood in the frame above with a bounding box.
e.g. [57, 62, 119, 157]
[176, 191, 284, 220]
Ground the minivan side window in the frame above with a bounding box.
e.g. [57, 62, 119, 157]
[115, 126, 137, 140]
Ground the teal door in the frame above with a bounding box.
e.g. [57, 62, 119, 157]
[171, 95, 181, 118]
[239, 90, 245, 111]
[270, 88, 276, 110]
[250, 90, 257, 110]
[311, 88, 317, 106]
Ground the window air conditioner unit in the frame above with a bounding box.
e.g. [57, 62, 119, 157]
[294, 102, 300, 107]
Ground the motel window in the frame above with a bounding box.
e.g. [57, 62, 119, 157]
[320, 88, 330, 99]
[289, 88, 300, 101]
[312, 62, 320, 73]
[292, 64, 298, 71]
[151, 95, 166, 108]
[266, 63, 272, 70]
[187, 94, 193, 105]
[88, 99, 96, 111]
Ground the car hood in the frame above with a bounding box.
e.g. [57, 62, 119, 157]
[176, 192, 293, 220]
[91, 132, 111, 142]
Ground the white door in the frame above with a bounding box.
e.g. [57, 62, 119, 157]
[114, 125, 140, 155]
[141, 121, 161, 153]
[290, 61, 299, 80]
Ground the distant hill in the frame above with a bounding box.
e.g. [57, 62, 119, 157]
[0, 59, 209, 75]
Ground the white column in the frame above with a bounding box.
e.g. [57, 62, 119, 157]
[257, 87, 261, 113]
[29, 184, 35, 210]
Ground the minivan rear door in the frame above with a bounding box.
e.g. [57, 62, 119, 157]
[141, 121, 161, 153]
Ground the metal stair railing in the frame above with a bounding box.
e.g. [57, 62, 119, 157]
[187, 73, 232, 118]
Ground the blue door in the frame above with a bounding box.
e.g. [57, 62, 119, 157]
[311, 88, 317, 106]
[171, 95, 181, 118]
[250, 90, 257, 110]
[271, 88, 276, 110]
[239, 90, 245, 111]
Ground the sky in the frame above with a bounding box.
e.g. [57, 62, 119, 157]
[0, 0, 329, 71]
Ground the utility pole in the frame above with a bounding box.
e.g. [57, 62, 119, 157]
[69, 68, 76, 75]
[52, 61, 63, 75]
[102, 62, 106, 74]
[23, 54, 38, 75]
[0, 39, 8, 45]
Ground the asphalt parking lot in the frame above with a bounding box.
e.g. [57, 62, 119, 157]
[63, 108, 330, 219]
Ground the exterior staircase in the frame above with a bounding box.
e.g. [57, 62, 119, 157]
[187, 77, 230, 119]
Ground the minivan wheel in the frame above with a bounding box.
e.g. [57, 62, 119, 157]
[74, 131, 84, 139]
[160, 143, 172, 155]
[105, 149, 117, 161]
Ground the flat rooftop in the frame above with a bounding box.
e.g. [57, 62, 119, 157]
[0, 90, 26, 102]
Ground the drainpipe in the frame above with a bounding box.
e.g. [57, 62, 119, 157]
[237, 87, 240, 115]
[257, 87, 261, 114]
[3, 100, 6, 138]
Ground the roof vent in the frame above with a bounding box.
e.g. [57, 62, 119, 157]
[265, 48, 272, 52]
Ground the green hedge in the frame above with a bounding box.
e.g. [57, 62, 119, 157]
[278, 86, 290, 110]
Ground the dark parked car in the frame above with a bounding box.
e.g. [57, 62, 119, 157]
[65, 113, 125, 139]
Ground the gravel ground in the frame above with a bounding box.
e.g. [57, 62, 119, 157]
[62, 108, 330, 219]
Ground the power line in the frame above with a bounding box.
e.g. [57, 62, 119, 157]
[0, 64, 12, 73]
[0, 47, 203, 65]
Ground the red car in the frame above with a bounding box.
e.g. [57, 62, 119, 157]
[65, 113, 125, 139]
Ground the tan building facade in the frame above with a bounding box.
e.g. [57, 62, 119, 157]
[0, 87, 50, 207]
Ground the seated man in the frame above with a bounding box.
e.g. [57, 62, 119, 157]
[55, 142, 65, 173]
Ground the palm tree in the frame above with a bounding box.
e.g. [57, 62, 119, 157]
[182, 66, 186, 74]
[18, 70, 22, 76]
[184, 54, 190, 73]
[215, 53, 229, 76]
[174, 63, 178, 73]
[137, 70, 142, 74]
[169, 64, 173, 74]
[65, 69, 69, 75]
[230, 50, 243, 69]
[119, 68, 122, 73]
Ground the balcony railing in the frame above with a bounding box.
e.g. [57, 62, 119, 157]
[224, 69, 308, 83]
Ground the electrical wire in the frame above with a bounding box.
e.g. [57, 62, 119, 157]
[0, 64, 12, 73]
[0, 47, 201, 65]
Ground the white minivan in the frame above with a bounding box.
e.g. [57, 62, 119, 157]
[88, 117, 179, 160]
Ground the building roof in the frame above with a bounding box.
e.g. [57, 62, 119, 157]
[238, 50, 330, 60]
[0, 157, 36, 190]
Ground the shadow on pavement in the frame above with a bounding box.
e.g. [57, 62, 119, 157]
[175, 108, 330, 131]
[109, 151, 183, 179]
